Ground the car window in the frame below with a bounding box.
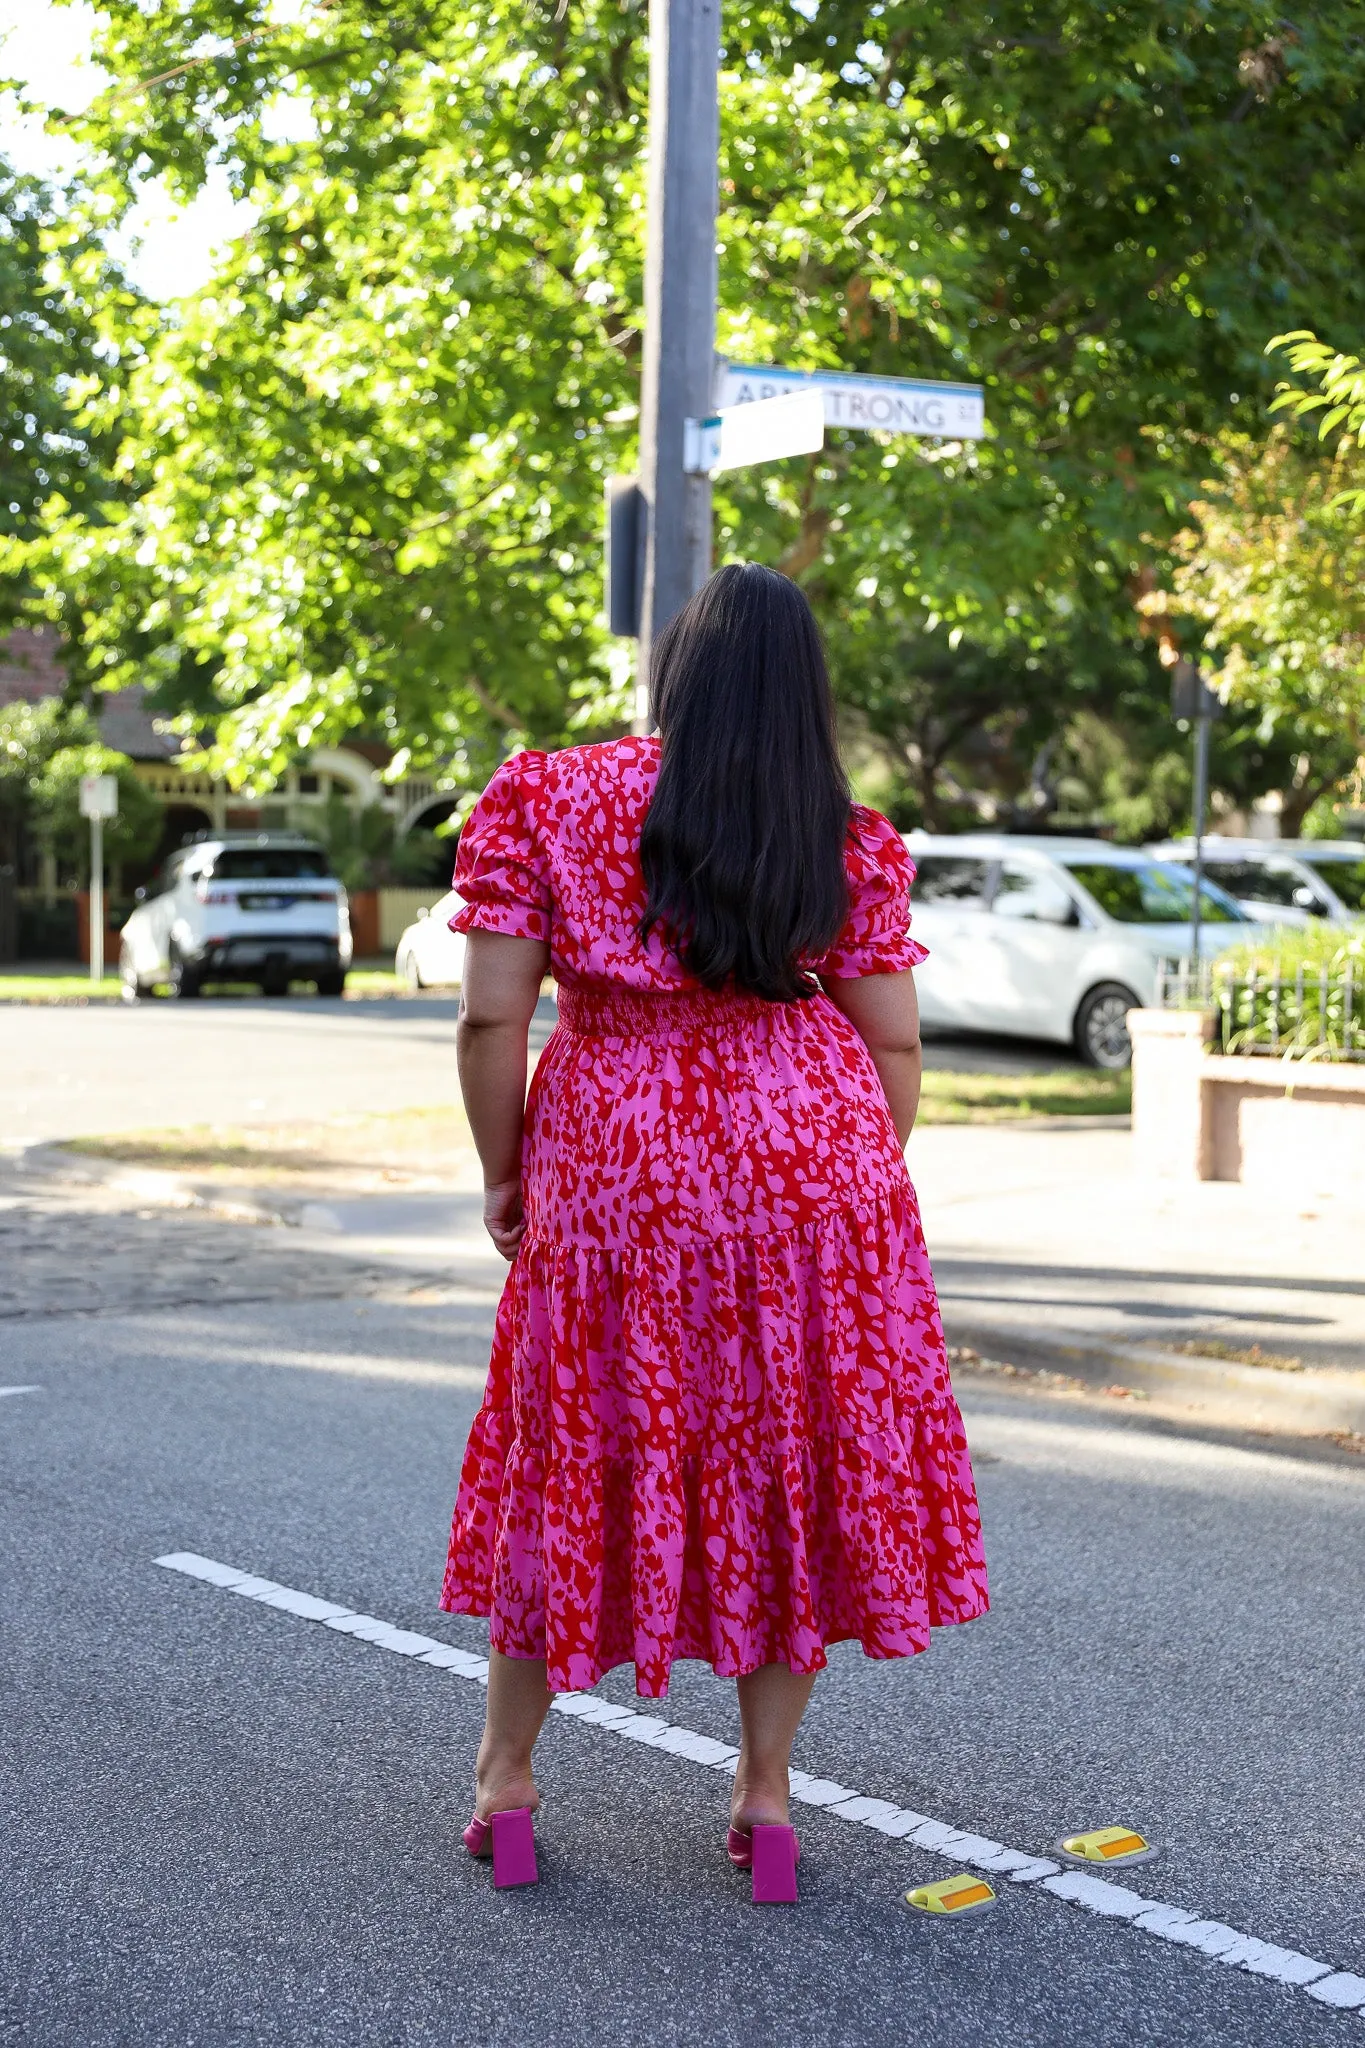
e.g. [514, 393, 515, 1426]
[1062, 860, 1244, 924]
[992, 861, 1076, 924]
[210, 848, 333, 881]
[910, 855, 993, 904]
[1202, 858, 1313, 909]
[1298, 853, 1365, 912]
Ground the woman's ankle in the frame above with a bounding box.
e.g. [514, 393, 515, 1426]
[474, 1746, 540, 1820]
[730, 1762, 791, 1830]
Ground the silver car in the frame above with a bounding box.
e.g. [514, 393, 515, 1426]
[904, 833, 1249, 1067]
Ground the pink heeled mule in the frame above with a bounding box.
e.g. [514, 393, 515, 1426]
[727, 1823, 800, 1903]
[463, 1807, 539, 1888]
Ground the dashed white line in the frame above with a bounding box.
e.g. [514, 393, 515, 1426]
[0, 1384, 41, 1398]
[155, 1551, 1364, 2017]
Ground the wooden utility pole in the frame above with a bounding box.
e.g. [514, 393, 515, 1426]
[634, 0, 721, 729]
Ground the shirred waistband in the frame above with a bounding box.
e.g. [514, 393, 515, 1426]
[557, 983, 821, 1038]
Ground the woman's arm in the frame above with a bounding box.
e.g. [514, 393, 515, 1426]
[819, 968, 923, 1148]
[456, 930, 551, 1258]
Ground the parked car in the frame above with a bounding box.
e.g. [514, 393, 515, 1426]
[394, 889, 467, 991]
[120, 835, 351, 999]
[1147, 837, 1365, 926]
[903, 834, 1251, 1067]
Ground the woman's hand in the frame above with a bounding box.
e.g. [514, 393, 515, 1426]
[483, 1177, 526, 1261]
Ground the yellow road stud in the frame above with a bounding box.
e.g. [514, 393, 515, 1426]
[1056, 1826, 1158, 1868]
[904, 1873, 998, 1921]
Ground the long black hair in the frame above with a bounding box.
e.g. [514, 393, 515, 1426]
[639, 562, 851, 1002]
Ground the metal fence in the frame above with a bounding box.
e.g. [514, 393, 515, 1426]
[1158, 958, 1365, 1062]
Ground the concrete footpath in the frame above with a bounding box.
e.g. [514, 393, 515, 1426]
[908, 1121, 1365, 1436]
[21, 1118, 1365, 1447]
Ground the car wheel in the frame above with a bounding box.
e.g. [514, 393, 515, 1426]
[315, 970, 346, 998]
[167, 943, 201, 999]
[1074, 982, 1139, 1069]
[401, 947, 423, 994]
[119, 943, 146, 1004]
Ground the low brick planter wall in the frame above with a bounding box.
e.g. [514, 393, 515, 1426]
[1129, 1007, 1365, 1198]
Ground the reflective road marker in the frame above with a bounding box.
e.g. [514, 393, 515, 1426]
[906, 1874, 999, 1922]
[154, 1553, 1365, 2018]
[1057, 1827, 1160, 1870]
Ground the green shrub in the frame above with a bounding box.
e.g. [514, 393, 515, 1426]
[1206, 924, 1365, 1059]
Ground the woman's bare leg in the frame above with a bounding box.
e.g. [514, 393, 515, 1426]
[730, 1664, 818, 1831]
[474, 1650, 553, 1819]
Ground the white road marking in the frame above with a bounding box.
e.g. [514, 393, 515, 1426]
[0, 1385, 41, 1398]
[155, 1551, 1362, 2014]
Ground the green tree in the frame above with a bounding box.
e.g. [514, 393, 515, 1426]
[1165, 430, 1365, 830]
[0, 698, 161, 879]
[0, 158, 126, 630]
[13, 0, 1365, 802]
[29, 741, 164, 882]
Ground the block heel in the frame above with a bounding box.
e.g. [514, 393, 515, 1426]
[463, 1807, 540, 1888]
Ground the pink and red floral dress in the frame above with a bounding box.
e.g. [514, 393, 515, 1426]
[440, 735, 988, 1697]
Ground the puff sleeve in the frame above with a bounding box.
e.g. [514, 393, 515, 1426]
[449, 752, 553, 944]
[818, 806, 929, 978]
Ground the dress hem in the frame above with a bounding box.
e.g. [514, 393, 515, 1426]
[436, 1597, 989, 1701]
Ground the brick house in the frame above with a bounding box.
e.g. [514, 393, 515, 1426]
[1, 625, 457, 871]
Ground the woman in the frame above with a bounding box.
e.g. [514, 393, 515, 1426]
[443, 564, 988, 1899]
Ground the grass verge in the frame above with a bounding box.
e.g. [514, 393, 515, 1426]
[62, 1068, 1128, 1201]
[0, 969, 403, 1002]
[916, 1067, 1130, 1122]
[64, 1104, 482, 1193]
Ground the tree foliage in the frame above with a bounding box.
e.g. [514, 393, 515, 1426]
[0, 158, 126, 631]
[0, 698, 161, 878]
[13, 0, 1365, 814]
[1166, 431, 1365, 828]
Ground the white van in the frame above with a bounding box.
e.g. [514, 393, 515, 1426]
[120, 835, 352, 999]
[1147, 838, 1365, 926]
[904, 833, 1250, 1066]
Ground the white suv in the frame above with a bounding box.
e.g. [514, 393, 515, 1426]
[904, 834, 1250, 1066]
[120, 835, 352, 999]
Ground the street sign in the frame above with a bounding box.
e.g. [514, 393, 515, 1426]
[684, 387, 826, 476]
[79, 773, 119, 820]
[1170, 658, 1221, 723]
[715, 362, 985, 441]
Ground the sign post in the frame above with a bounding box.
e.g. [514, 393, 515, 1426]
[1171, 660, 1220, 967]
[635, 0, 722, 728]
[79, 773, 118, 985]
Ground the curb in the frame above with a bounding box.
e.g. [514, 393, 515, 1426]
[948, 1318, 1365, 1440]
[14, 1142, 314, 1229]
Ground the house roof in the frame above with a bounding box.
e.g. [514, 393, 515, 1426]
[0, 630, 182, 759]
[0, 627, 65, 708]
[95, 687, 183, 761]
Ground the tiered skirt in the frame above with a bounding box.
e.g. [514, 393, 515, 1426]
[441, 983, 988, 1697]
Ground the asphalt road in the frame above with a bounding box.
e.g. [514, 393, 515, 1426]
[4, 1214, 1363, 2046]
[0, 994, 1071, 1148]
